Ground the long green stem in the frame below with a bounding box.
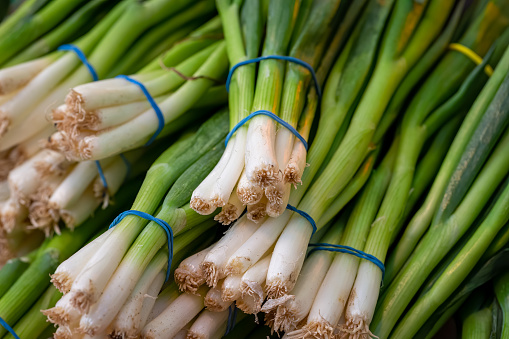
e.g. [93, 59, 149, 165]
[495, 272, 509, 339]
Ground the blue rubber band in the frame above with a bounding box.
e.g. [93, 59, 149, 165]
[225, 303, 238, 335]
[286, 204, 317, 235]
[226, 55, 321, 99]
[309, 243, 385, 280]
[58, 44, 98, 81]
[116, 75, 164, 146]
[0, 317, 20, 339]
[109, 210, 173, 282]
[225, 110, 308, 150]
[95, 160, 108, 190]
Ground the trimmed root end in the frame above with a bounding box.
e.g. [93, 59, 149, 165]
[190, 197, 216, 215]
[204, 295, 229, 312]
[251, 166, 280, 188]
[214, 204, 242, 225]
[237, 187, 262, 205]
[287, 321, 335, 339]
[224, 259, 244, 276]
[265, 186, 285, 218]
[201, 262, 219, 288]
[70, 290, 92, 314]
[266, 280, 289, 299]
[51, 272, 73, 294]
[46, 132, 93, 162]
[284, 164, 303, 187]
[338, 318, 378, 339]
[0, 146, 26, 181]
[247, 203, 266, 223]
[238, 282, 264, 314]
[29, 194, 59, 236]
[42, 307, 72, 327]
[174, 268, 205, 295]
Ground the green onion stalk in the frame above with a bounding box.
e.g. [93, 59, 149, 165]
[0, 0, 211, 150]
[461, 291, 496, 339]
[0, 0, 51, 41]
[418, 247, 509, 339]
[495, 272, 509, 339]
[3, 285, 61, 339]
[371, 47, 509, 338]
[5, 0, 120, 67]
[387, 171, 509, 338]
[0, 0, 89, 66]
[342, 4, 509, 337]
[53, 112, 228, 336]
[0, 179, 141, 338]
[265, 0, 457, 301]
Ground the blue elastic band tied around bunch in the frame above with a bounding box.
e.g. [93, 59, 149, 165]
[0, 317, 20, 339]
[58, 44, 98, 81]
[225, 303, 238, 336]
[109, 210, 173, 282]
[116, 75, 165, 146]
[286, 204, 317, 235]
[224, 110, 308, 150]
[309, 243, 385, 280]
[226, 55, 321, 99]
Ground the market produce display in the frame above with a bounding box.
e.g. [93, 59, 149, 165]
[1, 0, 509, 338]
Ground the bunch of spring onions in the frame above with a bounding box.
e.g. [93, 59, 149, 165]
[190, 0, 356, 223]
[0, 0, 227, 264]
[43, 111, 231, 337]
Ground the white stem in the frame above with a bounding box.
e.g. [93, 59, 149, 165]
[191, 137, 235, 215]
[266, 215, 312, 298]
[270, 250, 335, 335]
[284, 139, 307, 185]
[51, 158, 113, 210]
[0, 56, 54, 95]
[175, 244, 214, 294]
[110, 269, 166, 339]
[236, 167, 263, 205]
[52, 228, 114, 294]
[210, 128, 246, 207]
[42, 292, 82, 328]
[0, 180, 9, 201]
[265, 182, 291, 217]
[274, 128, 294, 172]
[173, 322, 194, 339]
[146, 282, 180, 324]
[226, 210, 291, 275]
[142, 286, 208, 339]
[8, 150, 66, 199]
[221, 274, 242, 303]
[16, 124, 55, 158]
[139, 273, 165, 329]
[80, 250, 167, 336]
[245, 116, 279, 187]
[238, 254, 271, 314]
[342, 261, 382, 335]
[204, 282, 230, 312]
[187, 309, 229, 339]
[305, 254, 361, 334]
[60, 185, 101, 228]
[214, 184, 246, 225]
[0, 53, 77, 135]
[201, 215, 261, 287]
[246, 197, 268, 223]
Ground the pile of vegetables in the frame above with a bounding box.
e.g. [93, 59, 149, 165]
[1, 0, 509, 338]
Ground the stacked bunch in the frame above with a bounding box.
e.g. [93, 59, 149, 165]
[0, 0, 225, 264]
